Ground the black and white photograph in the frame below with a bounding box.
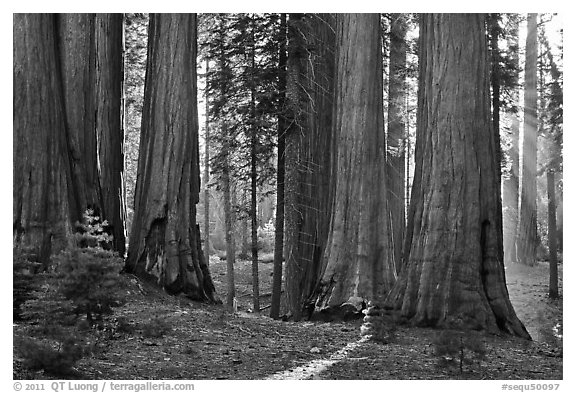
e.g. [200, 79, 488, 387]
[10, 4, 567, 388]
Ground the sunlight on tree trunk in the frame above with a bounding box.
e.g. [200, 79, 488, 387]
[516, 13, 538, 267]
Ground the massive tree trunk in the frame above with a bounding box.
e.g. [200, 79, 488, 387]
[503, 15, 520, 265]
[58, 14, 99, 224]
[284, 14, 337, 320]
[270, 13, 287, 319]
[385, 14, 529, 338]
[94, 14, 126, 254]
[13, 14, 74, 265]
[125, 14, 216, 301]
[386, 13, 408, 274]
[316, 13, 396, 309]
[58, 13, 126, 253]
[516, 13, 538, 266]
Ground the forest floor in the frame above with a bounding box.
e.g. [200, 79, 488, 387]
[13, 256, 563, 380]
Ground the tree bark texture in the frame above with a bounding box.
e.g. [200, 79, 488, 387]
[284, 14, 337, 320]
[316, 13, 396, 309]
[516, 13, 538, 266]
[270, 13, 287, 319]
[13, 14, 74, 265]
[385, 14, 530, 338]
[125, 14, 216, 301]
[94, 14, 127, 254]
[502, 16, 520, 265]
[58, 13, 126, 253]
[386, 13, 408, 275]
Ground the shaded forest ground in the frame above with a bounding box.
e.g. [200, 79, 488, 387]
[13, 257, 562, 380]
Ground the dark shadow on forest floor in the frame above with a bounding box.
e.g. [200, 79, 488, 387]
[13, 258, 562, 380]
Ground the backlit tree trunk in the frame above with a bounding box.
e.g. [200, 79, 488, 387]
[503, 15, 520, 265]
[516, 13, 538, 266]
[13, 14, 74, 265]
[126, 14, 216, 300]
[385, 14, 529, 338]
[203, 58, 211, 264]
[316, 13, 396, 309]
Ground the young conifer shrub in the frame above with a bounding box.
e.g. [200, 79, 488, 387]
[54, 209, 125, 323]
[433, 329, 487, 373]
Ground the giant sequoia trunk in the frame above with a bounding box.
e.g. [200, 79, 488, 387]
[386, 14, 529, 338]
[270, 13, 288, 320]
[94, 14, 127, 255]
[13, 14, 74, 265]
[58, 13, 126, 253]
[386, 13, 408, 274]
[284, 14, 337, 320]
[316, 13, 396, 309]
[516, 13, 538, 266]
[126, 14, 216, 300]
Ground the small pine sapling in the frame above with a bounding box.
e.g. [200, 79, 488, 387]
[54, 209, 125, 324]
[433, 330, 487, 373]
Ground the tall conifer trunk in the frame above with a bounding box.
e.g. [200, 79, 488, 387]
[386, 14, 529, 338]
[316, 13, 396, 309]
[503, 16, 520, 265]
[284, 14, 337, 320]
[516, 13, 538, 266]
[126, 14, 216, 300]
[13, 14, 74, 265]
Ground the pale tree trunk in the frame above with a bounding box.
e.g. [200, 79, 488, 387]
[204, 58, 211, 264]
[270, 13, 287, 319]
[516, 13, 538, 266]
[13, 14, 74, 266]
[503, 15, 520, 265]
[316, 13, 396, 309]
[547, 170, 558, 299]
[386, 14, 529, 339]
[126, 14, 216, 301]
[386, 13, 408, 274]
[284, 14, 337, 320]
